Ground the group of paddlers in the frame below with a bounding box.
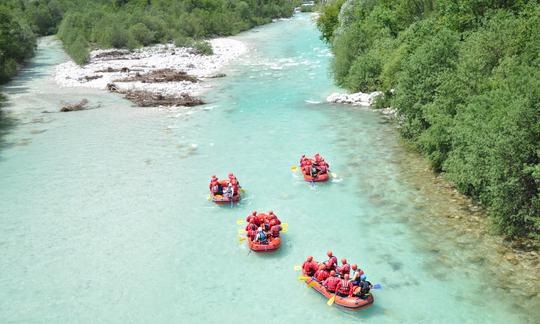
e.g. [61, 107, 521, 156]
[209, 173, 240, 198]
[244, 210, 283, 244]
[300, 153, 330, 178]
[302, 251, 372, 299]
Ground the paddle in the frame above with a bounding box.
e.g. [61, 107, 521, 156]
[307, 281, 318, 288]
[281, 227, 288, 233]
[238, 236, 246, 242]
[238, 229, 246, 234]
[298, 276, 309, 281]
[373, 283, 382, 289]
[281, 222, 288, 227]
[291, 166, 299, 171]
[236, 219, 244, 225]
[327, 290, 338, 306]
[294, 265, 301, 271]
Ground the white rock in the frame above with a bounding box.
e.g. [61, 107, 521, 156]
[326, 91, 382, 106]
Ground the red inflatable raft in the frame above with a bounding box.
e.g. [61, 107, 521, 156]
[248, 236, 281, 252]
[301, 168, 330, 182]
[211, 179, 240, 204]
[302, 270, 374, 310]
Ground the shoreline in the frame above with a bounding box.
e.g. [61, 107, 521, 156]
[54, 38, 248, 107]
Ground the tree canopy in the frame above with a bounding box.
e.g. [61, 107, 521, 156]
[318, 0, 540, 239]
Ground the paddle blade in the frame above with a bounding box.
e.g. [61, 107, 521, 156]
[331, 172, 337, 178]
[281, 227, 288, 233]
[373, 283, 382, 289]
[281, 222, 288, 227]
[236, 219, 244, 225]
[240, 188, 246, 193]
[238, 236, 247, 241]
[308, 281, 318, 288]
[291, 166, 298, 171]
[298, 276, 309, 281]
[207, 195, 211, 201]
[327, 295, 336, 306]
[294, 265, 301, 271]
[238, 229, 246, 234]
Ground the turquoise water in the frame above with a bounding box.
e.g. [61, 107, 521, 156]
[0, 14, 537, 323]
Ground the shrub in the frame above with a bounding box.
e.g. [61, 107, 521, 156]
[193, 41, 213, 55]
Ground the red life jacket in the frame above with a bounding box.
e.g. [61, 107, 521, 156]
[338, 279, 351, 295]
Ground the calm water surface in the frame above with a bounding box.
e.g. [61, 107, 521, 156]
[0, 14, 538, 323]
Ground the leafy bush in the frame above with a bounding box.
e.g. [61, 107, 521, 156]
[194, 41, 213, 55]
[130, 23, 156, 46]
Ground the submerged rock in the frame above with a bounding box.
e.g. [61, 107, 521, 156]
[121, 90, 204, 107]
[60, 99, 89, 112]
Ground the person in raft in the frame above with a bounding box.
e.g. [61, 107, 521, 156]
[302, 256, 319, 276]
[224, 182, 234, 199]
[254, 227, 268, 244]
[351, 275, 372, 298]
[228, 173, 240, 195]
[209, 175, 222, 195]
[325, 251, 338, 271]
[323, 270, 340, 293]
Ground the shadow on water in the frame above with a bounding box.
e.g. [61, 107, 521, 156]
[0, 96, 18, 159]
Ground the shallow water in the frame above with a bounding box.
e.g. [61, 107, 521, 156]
[0, 14, 538, 323]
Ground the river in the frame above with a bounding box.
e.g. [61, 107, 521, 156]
[0, 13, 538, 323]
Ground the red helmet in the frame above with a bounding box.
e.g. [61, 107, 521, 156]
[327, 251, 333, 257]
[352, 264, 357, 270]
[330, 270, 336, 276]
[318, 263, 325, 270]
[341, 258, 347, 264]
[228, 173, 234, 177]
[307, 256, 313, 262]
[268, 210, 274, 215]
[251, 211, 257, 215]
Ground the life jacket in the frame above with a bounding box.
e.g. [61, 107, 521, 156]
[339, 263, 350, 276]
[270, 225, 281, 237]
[247, 229, 256, 239]
[325, 277, 339, 291]
[327, 256, 337, 269]
[360, 281, 371, 294]
[303, 262, 316, 275]
[338, 279, 350, 295]
[315, 270, 329, 282]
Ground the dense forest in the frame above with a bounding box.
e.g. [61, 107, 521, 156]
[318, 0, 540, 239]
[0, 0, 298, 84]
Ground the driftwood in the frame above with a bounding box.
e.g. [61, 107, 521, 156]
[93, 50, 131, 60]
[106, 83, 119, 92]
[82, 75, 103, 81]
[121, 90, 204, 107]
[114, 69, 198, 83]
[95, 67, 133, 73]
[60, 99, 89, 112]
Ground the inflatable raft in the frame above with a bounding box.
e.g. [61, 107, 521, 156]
[211, 179, 241, 204]
[302, 270, 374, 310]
[248, 236, 281, 252]
[301, 168, 330, 182]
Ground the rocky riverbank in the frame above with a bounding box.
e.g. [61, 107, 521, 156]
[54, 38, 247, 107]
